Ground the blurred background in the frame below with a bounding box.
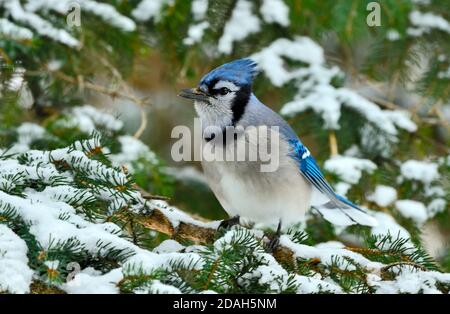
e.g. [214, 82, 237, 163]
[0, 0, 449, 268]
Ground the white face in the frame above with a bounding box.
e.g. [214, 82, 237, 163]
[209, 81, 239, 106]
[194, 80, 240, 129]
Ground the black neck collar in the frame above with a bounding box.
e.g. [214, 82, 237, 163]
[230, 85, 251, 125]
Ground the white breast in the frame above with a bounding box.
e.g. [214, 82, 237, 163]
[201, 126, 312, 227]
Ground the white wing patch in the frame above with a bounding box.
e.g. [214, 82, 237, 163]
[301, 148, 310, 159]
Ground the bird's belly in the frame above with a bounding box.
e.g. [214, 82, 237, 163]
[202, 156, 312, 227]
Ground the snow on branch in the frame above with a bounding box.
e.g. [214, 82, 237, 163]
[132, 0, 172, 22]
[0, 0, 136, 47]
[324, 155, 377, 185]
[260, 0, 290, 27]
[2, 0, 79, 47]
[0, 224, 33, 294]
[0, 17, 33, 40]
[252, 37, 417, 141]
[408, 10, 450, 36]
[0, 111, 448, 293]
[181, 0, 291, 49]
[218, 0, 261, 54]
[25, 0, 136, 32]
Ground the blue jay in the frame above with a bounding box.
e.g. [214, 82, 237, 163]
[179, 59, 377, 242]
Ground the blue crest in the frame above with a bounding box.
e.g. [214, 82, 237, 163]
[200, 58, 258, 87]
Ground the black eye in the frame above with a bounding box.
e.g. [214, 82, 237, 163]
[219, 87, 230, 95]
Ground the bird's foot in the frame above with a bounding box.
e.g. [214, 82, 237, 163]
[265, 220, 282, 252]
[267, 235, 280, 252]
[218, 215, 240, 230]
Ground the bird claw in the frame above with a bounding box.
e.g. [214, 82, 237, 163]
[266, 235, 280, 252]
[218, 215, 240, 230]
[265, 220, 282, 252]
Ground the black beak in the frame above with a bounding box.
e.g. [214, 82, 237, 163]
[178, 88, 210, 102]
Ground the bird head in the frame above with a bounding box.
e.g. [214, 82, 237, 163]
[179, 58, 258, 127]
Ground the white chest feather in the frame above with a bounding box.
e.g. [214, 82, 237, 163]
[201, 126, 312, 226]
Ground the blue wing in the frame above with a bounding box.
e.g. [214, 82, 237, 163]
[288, 139, 334, 196]
[249, 101, 376, 225]
[287, 139, 365, 213]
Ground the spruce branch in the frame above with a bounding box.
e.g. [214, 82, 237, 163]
[328, 130, 339, 156]
[381, 261, 427, 274]
[46, 70, 150, 139]
[29, 281, 65, 294]
[124, 208, 217, 245]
